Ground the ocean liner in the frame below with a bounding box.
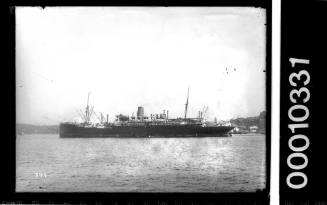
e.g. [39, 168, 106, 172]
[59, 89, 234, 138]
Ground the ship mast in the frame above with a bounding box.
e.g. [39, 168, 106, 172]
[184, 87, 189, 119]
[85, 92, 91, 124]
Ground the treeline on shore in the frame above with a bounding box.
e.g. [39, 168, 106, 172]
[230, 111, 266, 133]
[16, 123, 59, 135]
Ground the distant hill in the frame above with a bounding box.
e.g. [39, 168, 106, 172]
[230, 111, 266, 133]
[16, 123, 59, 134]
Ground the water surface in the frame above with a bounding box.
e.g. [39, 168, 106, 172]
[16, 134, 266, 192]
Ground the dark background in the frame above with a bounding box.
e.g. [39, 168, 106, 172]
[280, 0, 327, 204]
[3, 0, 271, 204]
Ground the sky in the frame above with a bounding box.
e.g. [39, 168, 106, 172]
[16, 7, 266, 125]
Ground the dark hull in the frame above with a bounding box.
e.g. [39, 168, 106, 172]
[59, 123, 234, 138]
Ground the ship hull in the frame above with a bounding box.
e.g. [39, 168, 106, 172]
[59, 123, 233, 138]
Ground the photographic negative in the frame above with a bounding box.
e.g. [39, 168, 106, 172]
[16, 7, 268, 193]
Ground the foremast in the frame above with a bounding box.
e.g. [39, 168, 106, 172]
[184, 87, 189, 120]
[79, 92, 94, 125]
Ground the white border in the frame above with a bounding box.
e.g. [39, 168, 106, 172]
[271, 0, 281, 204]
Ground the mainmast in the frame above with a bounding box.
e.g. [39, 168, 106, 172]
[184, 87, 189, 119]
[85, 92, 91, 124]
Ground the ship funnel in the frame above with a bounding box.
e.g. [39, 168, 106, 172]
[137, 106, 144, 120]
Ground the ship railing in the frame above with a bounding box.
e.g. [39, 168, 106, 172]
[110, 121, 203, 127]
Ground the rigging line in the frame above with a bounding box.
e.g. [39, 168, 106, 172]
[29, 70, 54, 83]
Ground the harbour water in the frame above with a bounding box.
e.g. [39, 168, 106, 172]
[16, 134, 266, 192]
